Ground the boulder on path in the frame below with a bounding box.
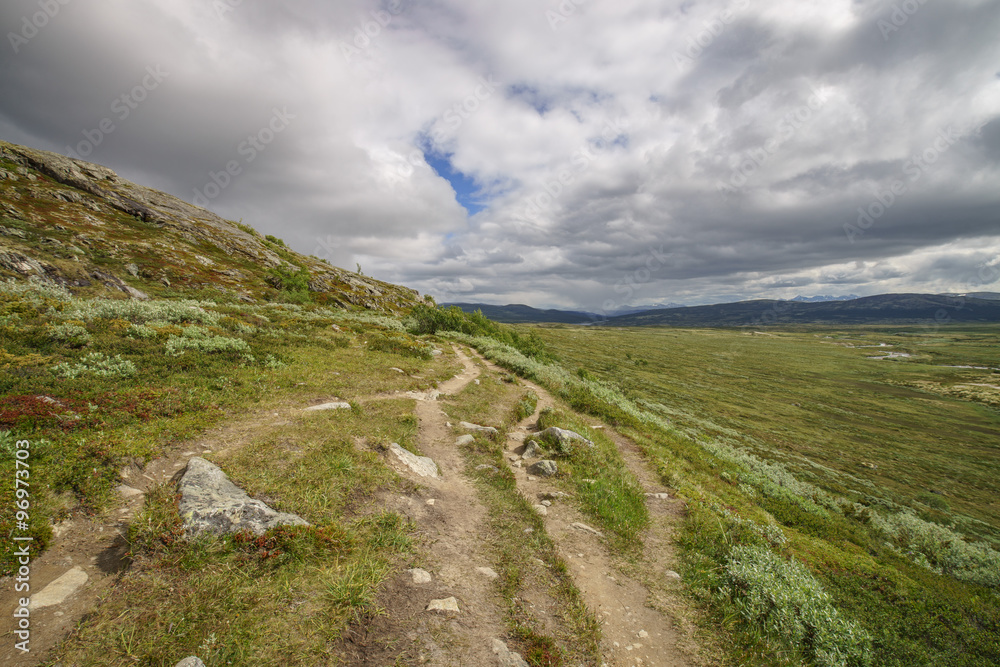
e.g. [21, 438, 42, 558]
[178, 457, 308, 537]
[537, 427, 593, 453]
[388, 443, 439, 478]
[527, 460, 558, 477]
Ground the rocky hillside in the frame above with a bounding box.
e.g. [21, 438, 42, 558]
[0, 140, 420, 312]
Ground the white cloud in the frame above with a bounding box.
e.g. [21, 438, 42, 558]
[1, 0, 998, 309]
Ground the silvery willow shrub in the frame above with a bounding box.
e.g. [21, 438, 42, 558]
[53, 352, 136, 379]
[725, 545, 872, 666]
[165, 326, 250, 356]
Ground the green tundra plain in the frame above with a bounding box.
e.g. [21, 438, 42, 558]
[526, 324, 1000, 665]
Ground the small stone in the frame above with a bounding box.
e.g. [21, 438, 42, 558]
[540, 491, 570, 501]
[527, 460, 557, 477]
[426, 499, 436, 506]
[476, 566, 499, 580]
[638, 630, 649, 639]
[388, 443, 439, 478]
[474, 379, 480, 385]
[29, 567, 89, 609]
[533, 504, 549, 516]
[492, 638, 530, 667]
[521, 439, 545, 460]
[541, 500, 552, 507]
[455, 434, 475, 446]
[426, 597, 460, 613]
[476, 464, 500, 473]
[116, 485, 143, 499]
[175, 658, 206, 667]
[645, 492, 670, 500]
[390, 367, 405, 373]
[407, 568, 432, 584]
[665, 570, 682, 580]
[460, 421, 498, 436]
[527, 475, 538, 482]
[571, 522, 603, 537]
[512, 460, 522, 468]
[303, 401, 351, 412]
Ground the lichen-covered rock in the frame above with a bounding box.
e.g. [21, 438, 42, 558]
[177, 457, 308, 537]
[537, 427, 593, 453]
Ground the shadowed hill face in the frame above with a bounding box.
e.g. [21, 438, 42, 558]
[0, 141, 420, 312]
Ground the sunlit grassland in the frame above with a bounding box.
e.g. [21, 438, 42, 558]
[536, 326, 1000, 543]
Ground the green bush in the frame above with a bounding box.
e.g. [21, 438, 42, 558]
[725, 545, 873, 667]
[407, 305, 552, 361]
[366, 333, 432, 360]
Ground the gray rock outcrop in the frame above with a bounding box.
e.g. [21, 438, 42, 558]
[178, 457, 308, 537]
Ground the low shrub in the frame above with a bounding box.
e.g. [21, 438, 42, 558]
[52, 352, 136, 379]
[165, 327, 250, 357]
[724, 545, 873, 667]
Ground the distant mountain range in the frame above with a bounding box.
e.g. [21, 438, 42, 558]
[602, 294, 1000, 327]
[447, 293, 1000, 326]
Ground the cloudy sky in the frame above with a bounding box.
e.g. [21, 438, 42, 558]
[2, 0, 999, 311]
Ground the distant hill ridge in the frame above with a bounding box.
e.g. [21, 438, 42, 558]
[449, 294, 1000, 326]
[0, 140, 420, 312]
